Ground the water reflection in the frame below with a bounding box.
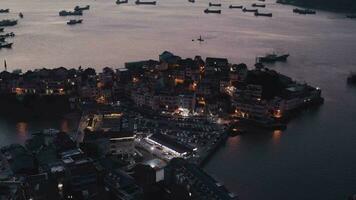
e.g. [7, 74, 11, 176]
[272, 130, 282, 145]
[16, 122, 29, 142]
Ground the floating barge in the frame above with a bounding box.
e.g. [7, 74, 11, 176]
[204, 9, 221, 14]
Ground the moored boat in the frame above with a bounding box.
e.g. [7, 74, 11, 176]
[346, 14, 356, 19]
[0, 19, 17, 27]
[242, 8, 258, 12]
[0, 32, 15, 38]
[67, 19, 83, 25]
[135, 0, 157, 5]
[0, 28, 3, 32]
[59, 10, 83, 16]
[0, 9, 10, 13]
[293, 8, 316, 14]
[74, 5, 90, 11]
[204, 9, 221, 14]
[252, 3, 266, 8]
[229, 5, 243, 9]
[0, 42, 13, 49]
[116, 0, 129, 4]
[209, 2, 221, 7]
[254, 11, 272, 17]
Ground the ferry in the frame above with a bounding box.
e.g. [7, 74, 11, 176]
[229, 5, 243, 9]
[257, 53, 289, 63]
[0, 9, 10, 13]
[0, 42, 13, 49]
[67, 19, 83, 25]
[116, 0, 129, 4]
[74, 5, 90, 11]
[242, 8, 258, 13]
[59, 10, 83, 16]
[0, 19, 17, 27]
[293, 8, 316, 14]
[209, 2, 221, 7]
[252, 3, 266, 8]
[255, 11, 272, 17]
[135, 0, 157, 5]
[204, 9, 221, 14]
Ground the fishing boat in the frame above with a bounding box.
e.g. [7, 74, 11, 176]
[242, 8, 258, 12]
[135, 0, 157, 5]
[209, 2, 221, 7]
[254, 11, 272, 17]
[116, 0, 129, 4]
[74, 5, 90, 11]
[204, 9, 221, 14]
[59, 10, 83, 16]
[0, 19, 17, 27]
[252, 3, 266, 8]
[0, 42, 13, 49]
[67, 19, 83, 25]
[229, 5, 243, 9]
[0, 9, 10, 13]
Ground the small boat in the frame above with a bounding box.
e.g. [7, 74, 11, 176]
[59, 10, 83, 16]
[0, 19, 17, 27]
[293, 8, 316, 15]
[257, 53, 289, 63]
[188, 0, 195, 3]
[0, 42, 13, 49]
[0, 9, 10, 13]
[74, 5, 90, 11]
[67, 19, 83, 25]
[229, 5, 243, 9]
[209, 2, 221, 7]
[347, 72, 356, 85]
[116, 0, 129, 4]
[204, 9, 221, 14]
[252, 3, 266, 8]
[0, 32, 15, 38]
[242, 8, 258, 13]
[255, 11, 272, 17]
[19, 12, 24, 18]
[135, 0, 157, 5]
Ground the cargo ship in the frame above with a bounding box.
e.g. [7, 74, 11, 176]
[74, 5, 90, 11]
[209, 2, 221, 7]
[252, 3, 266, 8]
[255, 11, 272, 17]
[116, 0, 129, 4]
[229, 5, 243, 9]
[59, 10, 83, 16]
[67, 19, 83, 25]
[204, 9, 221, 14]
[242, 8, 258, 12]
[135, 0, 157, 5]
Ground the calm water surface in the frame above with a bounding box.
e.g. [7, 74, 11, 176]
[1, 0, 356, 199]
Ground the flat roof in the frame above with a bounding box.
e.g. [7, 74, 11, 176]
[148, 133, 194, 154]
